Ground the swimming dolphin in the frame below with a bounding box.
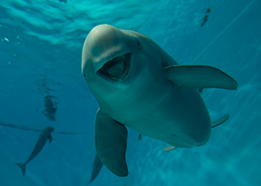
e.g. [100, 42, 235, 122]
[81, 24, 238, 177]
[16, 126, 54, 175]
[85, 154, 103, 185]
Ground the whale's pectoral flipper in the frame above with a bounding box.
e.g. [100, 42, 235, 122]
[95, 109, 128, 177]
[86, 154, 103, 185]
[211, 114, 230, 128]
[15, 163, 26, 175]
[48, 134, 53, 143]
[165, 65, 238, 90]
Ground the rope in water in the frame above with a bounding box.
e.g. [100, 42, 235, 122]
[0, 121, 92, 135]
[191, 0, 255, 64]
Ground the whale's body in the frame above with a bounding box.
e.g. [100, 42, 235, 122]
[81, 24, 237, 177]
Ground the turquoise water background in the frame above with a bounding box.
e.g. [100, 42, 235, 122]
[0, 0, 260, 185]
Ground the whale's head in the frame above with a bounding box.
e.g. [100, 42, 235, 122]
[82, 25, 143, 84]
[81, 24, 152, 104]
[43, 126, 55, 133]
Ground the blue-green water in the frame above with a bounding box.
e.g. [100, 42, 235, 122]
[0, 0, 260, 185]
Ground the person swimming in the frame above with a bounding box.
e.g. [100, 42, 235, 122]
[201, 8, 211, 27]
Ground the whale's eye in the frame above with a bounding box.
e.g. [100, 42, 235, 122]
[137, 41, 140, 46]
[83, 74, 86, 77]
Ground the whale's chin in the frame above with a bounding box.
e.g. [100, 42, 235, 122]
[97, 53, 131, 82]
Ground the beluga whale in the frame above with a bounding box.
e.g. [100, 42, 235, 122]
[81, 24, 238, 177]
[16, 126, 54, 175]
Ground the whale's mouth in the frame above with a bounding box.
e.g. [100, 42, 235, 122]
[97, 53, 131, 81]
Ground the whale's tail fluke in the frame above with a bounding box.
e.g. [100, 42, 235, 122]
[15, 163, 26, 175]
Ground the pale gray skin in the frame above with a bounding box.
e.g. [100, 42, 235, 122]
[81, 24, 238, 177]
[16, 126, 54, 175]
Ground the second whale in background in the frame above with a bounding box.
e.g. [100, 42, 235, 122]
[16, 126, 54, 175]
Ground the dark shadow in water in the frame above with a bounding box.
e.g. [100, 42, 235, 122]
[42, 94, 58, 121]
[36, 74, 59, 122]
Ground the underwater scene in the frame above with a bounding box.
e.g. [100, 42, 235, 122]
[0, 0, 260, 185]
